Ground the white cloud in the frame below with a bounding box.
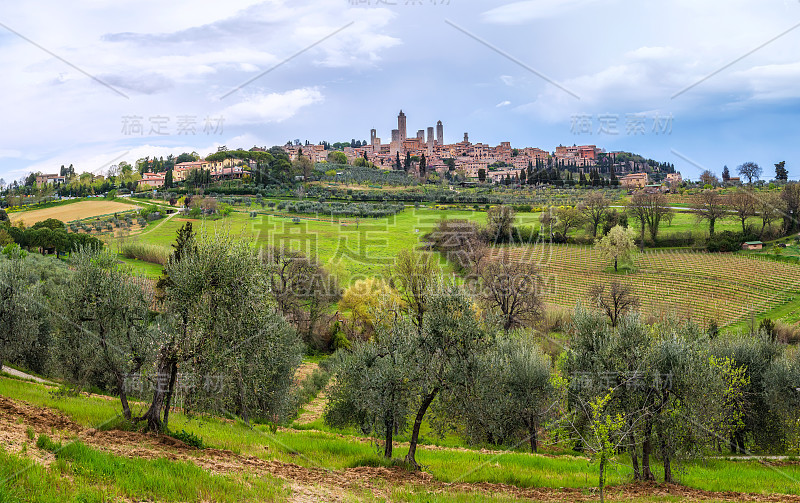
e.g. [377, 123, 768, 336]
[0, 150, 23, 159]
[496, 100, 511, 107]
[482, 0, 601, 24]
[221, 88, 324, 125]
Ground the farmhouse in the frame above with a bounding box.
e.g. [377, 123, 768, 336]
[35, 174, 66, 185]
[665, 172, 682, 187]
[138, 172, 165, 188]
[620, 172, 648, 189]
[742, 241, 763, 250]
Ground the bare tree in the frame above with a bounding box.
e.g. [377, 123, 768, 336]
[541, 205, 584, 242]
[486, 205, 516, 243]
[582, 192, 610, 237]
[588, 281, 640, 327]
[727, 189, 757, 234]
[263, 246, 340, 342]
[388, 249, 441, 332]
[425, 219, 486, 273]
[692, 189, 728, 236]
[699, 170, 719, 187]
[737, 161, 762, 184]
[756, 192, 786, 238]
[781, 183, 800, 234]
[478, 256, 544, 331]
[627, 192, 673, 246]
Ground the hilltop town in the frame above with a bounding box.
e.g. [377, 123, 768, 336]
[280, 110, 681, 187]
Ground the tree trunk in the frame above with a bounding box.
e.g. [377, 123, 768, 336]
[384, 415, 393, 458]
[661, 435, 673, 483]
[140, 357, 172, 433]
[736, 431, 746, 454]
[642, 422, 655, 481]
[639, 223, 646, 251]
[116, 372, 131, 421]
[614, 256, 618, 272]
[405, 388, 438, 469]
[629, 430, 640, 481]
[709, 219, 715, 237]
[599, 455, 606, 503]
[161, 360, 178, 430]
[529, 423, 538, 453]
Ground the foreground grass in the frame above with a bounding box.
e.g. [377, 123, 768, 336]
[3, 377, 800, 499]
[0, 443, 288, 503]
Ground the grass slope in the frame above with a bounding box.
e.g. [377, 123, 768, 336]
[2, 375, 800, 501]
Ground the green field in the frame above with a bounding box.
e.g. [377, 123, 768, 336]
[117, 207, 497, 284]
[114, 207, 800, 330]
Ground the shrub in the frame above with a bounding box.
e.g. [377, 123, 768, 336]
[36, 434, 61, 452]
[167, 429, 204, 449]
[120, 242, 170, 265]
[707, 230, 755, 252]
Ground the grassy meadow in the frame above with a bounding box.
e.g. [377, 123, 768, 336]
[107, 204, 800, 329]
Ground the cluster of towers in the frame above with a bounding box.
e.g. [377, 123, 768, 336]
[370, 111, 449, 155]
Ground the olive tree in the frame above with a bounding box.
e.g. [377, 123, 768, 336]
[763, 352, 800, 451]
[325, 313, 416, 458]
[451, 335, 554, 453]
[564, 309, 712, 483]
[0, 248, 49, 374]
[52, 248, 155, 420]
[710, 333, 782, 453]
[141, 231, 304, 432]
[404, 287, 493, 469]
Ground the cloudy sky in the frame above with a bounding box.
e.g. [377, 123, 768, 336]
[1, 0, 800, 182]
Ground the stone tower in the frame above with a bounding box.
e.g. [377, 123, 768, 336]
[436, 120, 443, 145]
[427, 126, 434, 148]
[398, 110, 407, 143]
[370, 129, 377, 145]
[463, 132, 469, 143]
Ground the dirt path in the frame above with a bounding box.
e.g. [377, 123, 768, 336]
[293, 361, 331, 427]
[1, 394, 799, 503]
[131, 210, 178, 238]
[294, 362, 319, 384]
[0, 366, 55, 385]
